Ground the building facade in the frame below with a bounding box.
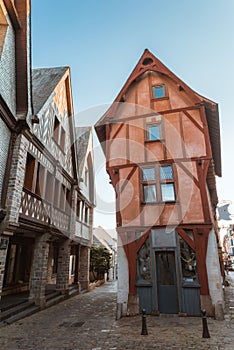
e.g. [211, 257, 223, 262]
[95, 49, 223, 318]
[0, 0, 32, 298]
[0, 1, 94, 310]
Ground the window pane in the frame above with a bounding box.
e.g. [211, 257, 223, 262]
[143, 184, 157, 202]
[147, 124, 161, 140]
[160, 165, 173, 180]
[161, 183, 175, 201]
[152, 84, 166, 98]
[142, 167, 156, 181]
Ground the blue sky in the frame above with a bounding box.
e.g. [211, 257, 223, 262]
[32, 0, 234, 227]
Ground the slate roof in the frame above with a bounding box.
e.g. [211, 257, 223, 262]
[32, 67, 68, 114]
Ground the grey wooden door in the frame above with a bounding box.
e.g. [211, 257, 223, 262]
[156, 251, 179, 314]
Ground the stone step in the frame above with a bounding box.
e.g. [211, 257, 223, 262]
[45, 294, 65, 308]
[0, 300, 35, 322]
[0, 305, 40, 327]
[45, 290, 62, 301]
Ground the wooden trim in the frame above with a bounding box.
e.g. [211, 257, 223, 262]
[0, 95, 16, 130]
[176, 161, 199, 187]
[196, 160, 211, 222]
[3, 0, 21, 29]
[107, 105, 202, 125]
[193, 227, 211, 295]
[183, 110, 204, 132]
[177, 228, 195, 250]
[120, 166, 137, 193]
[179, 112, 186, 158]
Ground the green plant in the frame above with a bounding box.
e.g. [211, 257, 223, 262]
[90, 246, 112, 281]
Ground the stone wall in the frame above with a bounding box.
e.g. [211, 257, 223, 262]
[5, 134, 29, 225]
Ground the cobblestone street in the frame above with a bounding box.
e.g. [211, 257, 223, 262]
[1, 275, 234, 350]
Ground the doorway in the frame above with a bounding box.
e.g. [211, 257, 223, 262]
[155, 251, 179, 313]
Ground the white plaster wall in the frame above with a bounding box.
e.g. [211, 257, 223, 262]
[206, 229, 224, 307]
[117, 237, 129, 316]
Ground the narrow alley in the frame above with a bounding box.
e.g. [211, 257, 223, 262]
[1, 275, 234, 349]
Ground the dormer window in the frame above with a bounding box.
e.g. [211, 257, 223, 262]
[152, 84, 166, 99]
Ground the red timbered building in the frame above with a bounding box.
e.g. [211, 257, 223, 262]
[95, 49, 223, 318]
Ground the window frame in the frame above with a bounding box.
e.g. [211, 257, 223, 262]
[141, 164, 176, 204]
[151, 84, 167, 99]
[145, 123, 162, 142]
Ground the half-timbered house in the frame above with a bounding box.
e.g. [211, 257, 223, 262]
[95, 49, 223, 318]
[0, 1, 94, 311]
[0, 0, 33, 299]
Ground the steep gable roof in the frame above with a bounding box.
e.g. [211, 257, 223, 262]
[32, 67, 68, 114]
[95, 49, 221, 177]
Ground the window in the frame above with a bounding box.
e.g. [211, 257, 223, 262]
[45, 171, 53, 202]
[84, 207, 89, 224]
[143, 184, 157, 203]
[146, 123, 161, 141]
[160, 165, 175, 201]
[179, 237, 198, 283]
[53, 116, 60, 143]
[53, 115, 66, 152]
[84, 167, 88, 185]
[60, 127, 66, 151]
[152, 84, 166, 99]
[24, 153, 36, 191]
[142, 164, 176, 203]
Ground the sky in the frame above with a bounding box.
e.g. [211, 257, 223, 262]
[31, 0, 234, 228]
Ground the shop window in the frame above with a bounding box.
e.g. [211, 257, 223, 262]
[179, 237, 198, 283]
[137, 238, 151, 282]
[146, 123, 161, 141]
[152, 84, 166, 99]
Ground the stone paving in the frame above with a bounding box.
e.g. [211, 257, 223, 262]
[1, 274, 234, 350]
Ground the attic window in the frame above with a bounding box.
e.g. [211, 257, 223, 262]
[142, 57, 153, 66]
[152, 84, 166, 99]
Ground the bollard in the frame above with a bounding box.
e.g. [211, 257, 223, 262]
[141, 309, 148, 335]
[201, 309, 210, 338]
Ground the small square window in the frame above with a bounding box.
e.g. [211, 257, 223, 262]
[142, 167, 156, 181]
[146, 124, 161, 141]
[161, 183, 175, 201]
[160, 165, 173, 180]
[143, 184, 157, 203]
[152, 84, 166, 99]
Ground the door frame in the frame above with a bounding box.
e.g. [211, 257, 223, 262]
[152, 247, 181, 314]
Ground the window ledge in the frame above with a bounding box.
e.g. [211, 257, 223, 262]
[141, 200, 178, 206]
[145, 139, 164, 144]
[151, 96, 169, 102]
